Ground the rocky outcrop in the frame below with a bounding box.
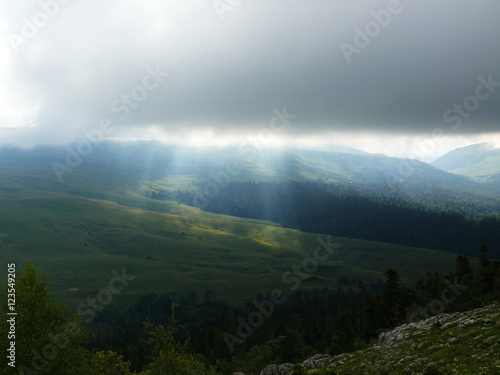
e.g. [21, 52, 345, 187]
[256, 353, 333, 374]
[378, 307, 496, 346]
[258, 363, 294, 375]
[234, 304, 500, 375]
[301, 353, 332, 369]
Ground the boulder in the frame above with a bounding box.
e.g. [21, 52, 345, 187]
[259, 363, 294, 375]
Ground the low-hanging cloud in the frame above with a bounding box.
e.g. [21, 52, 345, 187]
[0, 0, 499, 147]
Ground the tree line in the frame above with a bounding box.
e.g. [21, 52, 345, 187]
[163, 180, 500, 257]
[4, 245, 498, 374]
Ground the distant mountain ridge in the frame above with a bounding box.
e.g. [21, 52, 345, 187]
[0, 140, 483, 186]
[432, 143, 500, 181]
[1, 141, 499, 217]
[294, 143, 370, 155]
[1, 141, 500, 257]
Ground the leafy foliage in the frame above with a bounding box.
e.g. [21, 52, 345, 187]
[140, 311, 221, 375]
[0, 261, 88, 374]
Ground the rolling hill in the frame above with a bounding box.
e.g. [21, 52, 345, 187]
[1, 141, 498, 374]
[432, 143, 500, 182]
[2, 141, 499, 208]
[0, 179, 461, 308]
[1, 141, 498, 306]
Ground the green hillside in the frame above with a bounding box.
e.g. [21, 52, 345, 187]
[452, 154, 500, 180]
[261, 303, 500, 375]
[432, 143, 500, 181]
[0, 179, 460, 309]
[0, 141, 488, 194]
[0, 142, 495, 309]
[2, 142, 499, 219]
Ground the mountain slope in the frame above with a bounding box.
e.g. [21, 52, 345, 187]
[432, 143, 493, 171]
[432, 143, 500, 181]
[0, 141, 489, 189]
[0, 179, 461, 308]
[2, 141, 498, 209]
[2, 142, 500, 259]
[256, 304, 500, 375]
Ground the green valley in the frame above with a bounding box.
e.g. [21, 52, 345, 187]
[0, 179, 461, 308]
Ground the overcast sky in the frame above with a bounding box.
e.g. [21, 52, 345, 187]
[0, 0, 499, 160]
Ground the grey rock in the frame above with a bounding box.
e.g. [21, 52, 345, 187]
[302, 354, 331, 369]
[259, 363, 294, 375]
[250, 306, 498, 375]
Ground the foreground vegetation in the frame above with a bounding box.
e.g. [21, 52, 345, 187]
[2, 245, 498, 374]
[280, 303, 500, 374]
[0, 262, 221, 375]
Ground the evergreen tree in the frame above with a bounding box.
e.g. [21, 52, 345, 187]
[89, 351, 135, 375]
[141, 310, 221, 375]
[479, 244, 489, 266]
[381, 269, 407, 327]
[455, 254, 472, 282]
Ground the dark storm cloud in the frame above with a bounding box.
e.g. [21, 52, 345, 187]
[1, 0, 499, 145]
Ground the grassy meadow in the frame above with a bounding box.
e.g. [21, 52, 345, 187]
[0, 179, 462, 310]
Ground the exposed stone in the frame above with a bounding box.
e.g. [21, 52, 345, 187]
[301, 354, 332, 369]
[243, 305, 499, 375]
[259, 363, 294, 375]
